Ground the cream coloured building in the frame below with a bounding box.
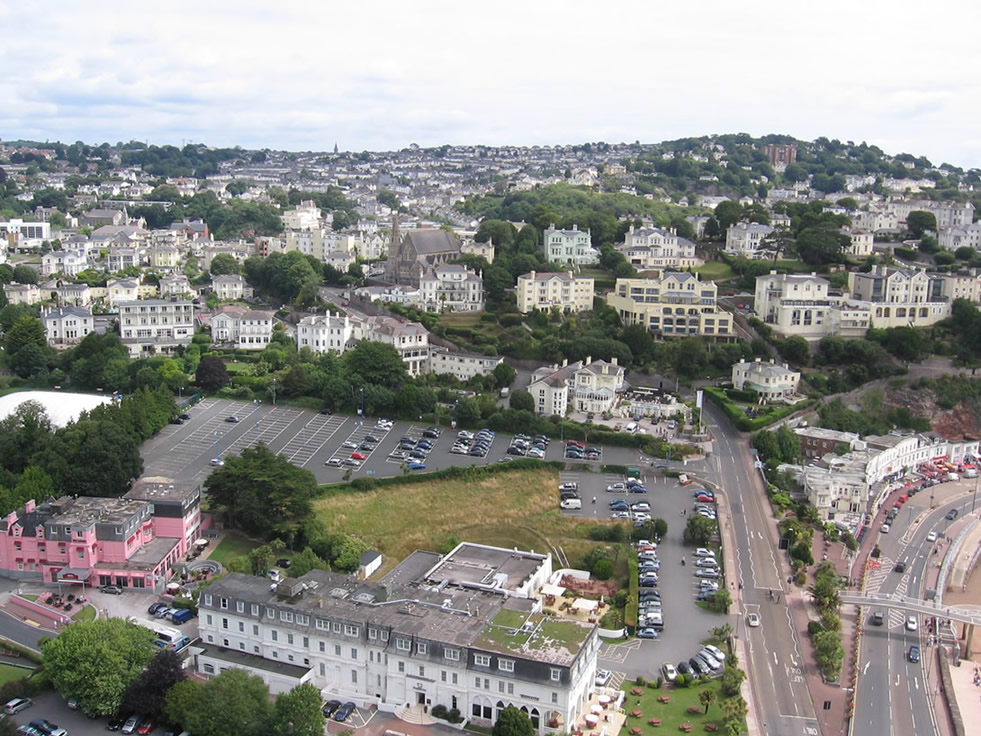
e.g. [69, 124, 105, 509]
[842, 227, 874, 258]
[543, 224, 599, 266]
[606, 273, 733, 339]
[617, 225, 703, 269]
[417, 264, 484, 313]
[847, 266, 949, 328]
[516, 271, 594, 314]
[731, 359, 801, 403]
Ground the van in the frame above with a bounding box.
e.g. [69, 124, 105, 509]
[169, 608, 195, 625]
[268, 569, 283, 582]
[965, 469, 978, 479]
[625, 422, 638, 434]
[499, 387, 510, 398]
[947, 472, 960, 481]
[560, 498, 582, 510]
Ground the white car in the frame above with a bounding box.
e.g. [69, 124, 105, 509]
[926, 531, 938, 543]
[694, 548, 716, 558]
[747, 613, 761, 627]
[906, 616, 918, 632]
[881, 523, 891, 534]
[696, 558, 717, 567]
[325, 458, 342, 467]
[595, 669, 613, 687]
[607, 482, 627, 492]
[703, 644, 727, 663]
[612, 511, 631, 519]
[661, 663, 677, 682]
[631, 502, 651, 512]
[633, 512, 652, 522]
[209, 457, 224, 467]
[342, 440, 358, 450]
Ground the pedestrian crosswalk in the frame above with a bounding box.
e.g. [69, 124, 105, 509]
[864, 556, 893, 593]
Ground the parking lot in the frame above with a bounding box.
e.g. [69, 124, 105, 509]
[141, 399, 647, 484]
[556, 466, 726, 679]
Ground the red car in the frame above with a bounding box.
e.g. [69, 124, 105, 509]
[137, 718, 155, 735]
[566, 440, 584, 448]
[350, 451, 366, 461]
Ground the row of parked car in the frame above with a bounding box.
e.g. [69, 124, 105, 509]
[320, 699, 357, 722]
[565, 441, 601, 461]
[660, 642, 728, 681]
[148, 600, 195, 625]
[450, 428, 495, 458]
[636, 540, 663, 638]
[507, 433, 550, 458]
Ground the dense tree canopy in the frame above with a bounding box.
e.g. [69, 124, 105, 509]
[205, 443, 317, 542]
[42, 618, 157, 717]
[166, 668, 273, 736]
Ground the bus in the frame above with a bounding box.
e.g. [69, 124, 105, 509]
[127, 616, 191, 653]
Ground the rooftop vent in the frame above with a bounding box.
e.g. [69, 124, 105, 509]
[329, 588, 350, 600]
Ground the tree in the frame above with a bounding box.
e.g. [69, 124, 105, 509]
[166, 668, 272, 736]
[247, 544, 275, 576]
[795, 227, 847, 265]
[683, 515, 718, 546]
[205, 443, 316, 541]
[41, 618, 157, 716]
[9, 342, 50, 378]
[288, 546, 330, 577]
[508, 390, 535, 412]
[4, 315, 46, 355]
[714, 201, 743, 231]
[342, 342, 407, 389]
[775, 425, 801, 464]
[12, 264, 38, 285]
[906, 210, 937, 239]
[710, 588, 732, 613]
[455, 397, 482, 426]
[777, 335, 809, 366]
[269, 683, 325, 736]
[493, 705, 535, 736]
[493, 361, 516, 389]
[39, 418, 143, 497]
[122, 649, 187, 719]
[720, 666, 746, 697]
[751, 429, 780, 463]
[195, 355, 230, 391]
[813, 629, 844, 681]
[209, 253, 241, 276]
[699, 688, 716, 714]
[720, 693, 748, 725]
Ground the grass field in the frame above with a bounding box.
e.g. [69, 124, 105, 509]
[621, 677, 739, 733]
[0, 663, 34, 685]
[73, 604, 96, 623]
[314, 468, 617, 568]
[209, 533, 259, 566]
[695, 262, 736, 281]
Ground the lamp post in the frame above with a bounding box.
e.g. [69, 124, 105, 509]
[359, 388, 365, 420]
[178, 386, 183, 401]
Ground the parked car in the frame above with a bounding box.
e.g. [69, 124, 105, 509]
[703, 644, 726, 663]
[224, 416, 239, 423]
[137, 717, 156, 735]
[325, 458, 343, 467]
[364, 435, 380, 443]
[100, 585, 123, 595]
[342, 440, 358, 450]
[422, 428, 441, 439]
[676, 661, 692, 676]
[908, 645, 921, 663]
[661, 663, 677, 682]
[342, 458, 362, 467]
[321, 700, 342, 718]
[4, 697, 32, 715]
[694, 548, 715, 558]
[696, 558, 717, 568]
[106, 715, 126, 731]
[688, 657, 708, 676]
[122, 716, 143, 735]
[407, 462, 426, 471]
[637, 628, 659, 639]
[148, 602, 166, 616]
[695, 569, 721, 578]
[606, 482, 627, 492]
[334, 702, 357, 722]
[595, 669, 613, 687]
[209, 458, 224, 467]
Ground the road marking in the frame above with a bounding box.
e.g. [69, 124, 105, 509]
[863, 661, 871, 675]
[773, 652, 778, 664]
[913, 676, 919, 691]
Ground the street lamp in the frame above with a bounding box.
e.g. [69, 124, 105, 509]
[359, 388, 365, 419]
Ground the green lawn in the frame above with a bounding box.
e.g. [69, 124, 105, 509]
[208, 533, 258, 567]
[0, 663, 35, 685]
[695, 262, 736, 281]
[623, 677, 738, 733]
[73, 604, 96, 623]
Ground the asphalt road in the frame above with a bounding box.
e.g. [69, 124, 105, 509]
[853, 490, 978, 736]
[702, 401, 821, 736]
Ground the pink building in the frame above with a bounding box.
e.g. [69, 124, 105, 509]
[0, 478, 202, 592]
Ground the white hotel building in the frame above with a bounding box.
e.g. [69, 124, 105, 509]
[196, 543, 598, 734]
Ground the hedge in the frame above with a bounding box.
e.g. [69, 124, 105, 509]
[703, 386, 813, 432]
[624, 556, 639, 632]
[319, 458, 565, 493]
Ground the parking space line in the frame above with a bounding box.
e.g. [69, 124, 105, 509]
[281, 415, 349, 465]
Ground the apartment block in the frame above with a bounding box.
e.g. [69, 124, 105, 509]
[118, 299, 195, 357]
[516, 272, 594, 314]
[606, 273, 733, 338]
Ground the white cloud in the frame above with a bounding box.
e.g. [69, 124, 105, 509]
[2, 0, 980, 166]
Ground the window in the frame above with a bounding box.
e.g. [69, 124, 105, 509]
[474, 654, 491, 667]
[351, 648, 358, 660]
[417, 642, 427, 655]
[287, 634, 294, 645]
[452, 673, 458, 685]
[381, 630, 389, 641]
[251, 604, 259, 616]
[238, 622, 244, 632]
[332, 622, 341, 633]
[253, 625, 259, 636]
[444, 648, 460, 661]
[222, 618, 228, 630]
[298, 614, 309, 626]
[316, 619, 329, 631]
[398, 661, 405, 673]
[441, 671, 447, 682]
[220, 598, 228, 610]
[303, 637, 309, 649]
[508, 683, 513, 695]
[551, 693, 558, 704]
[344, 624, 359, 637]
[351, 670, 357, 684]
[271, 631, 278, 642]
[280, 611, 293, 623]
[319, 642, 325, 653]
[368, 628, 377, 640]
[397, 638, 411, 652]
[498, 659, 514, 672]
[206, 614, 213, 625]
[203, 663, 215, 674]
[550, 668, 561, 682]
[334, 644, 341, 656]
[236, 601, 244, 613]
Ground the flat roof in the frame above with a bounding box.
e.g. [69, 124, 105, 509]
[423, 543, 548, 594]
[126, 478, 201, 503]
[95, 536, 178, 572]
[199, 645, 311, 678]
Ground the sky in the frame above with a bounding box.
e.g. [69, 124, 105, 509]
[2, 0, 980, 168]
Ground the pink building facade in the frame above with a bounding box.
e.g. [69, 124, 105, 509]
[0, 479, 202, 592]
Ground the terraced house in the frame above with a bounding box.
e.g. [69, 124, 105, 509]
[606, 272, 733, 338]
[196, 543, 598, 734]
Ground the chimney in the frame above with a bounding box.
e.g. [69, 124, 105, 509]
[611, 357, 618, 366]
[586, 355, 592, 365]
[562, 359, 568, 368]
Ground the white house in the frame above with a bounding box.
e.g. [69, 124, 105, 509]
[355, 316, 430, 377]
[731, 358, 801, 403]
[543, 224, 599, 266]
[842, 227, 874, 258]
[296, 314, 354, 355]
[2, 282, 42, 305]
[429, 348, 503, 381]
[41, 249, 88, 277]
[724, 222, 774, 258]
[211, 309, 274, 351]
[56, 283, 92, 307]
[159, 275, 193, 299]
[617, 225, 703, 269]
[417, 264, 484, 313]
[528, 357, 625, 417]
[847, 266, 950, 328]
[212, 274, 249, 301]
[42, 306, 94, 347]
[118, 299, 194, 356]
[516, 272, 594, 314]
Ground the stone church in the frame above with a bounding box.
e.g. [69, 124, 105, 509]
[385, 228, 462, 287]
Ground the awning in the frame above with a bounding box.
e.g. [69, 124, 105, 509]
[56, 569, 90, 583]
[541, 583, 566, 597]
[572, 598, 599, 612]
